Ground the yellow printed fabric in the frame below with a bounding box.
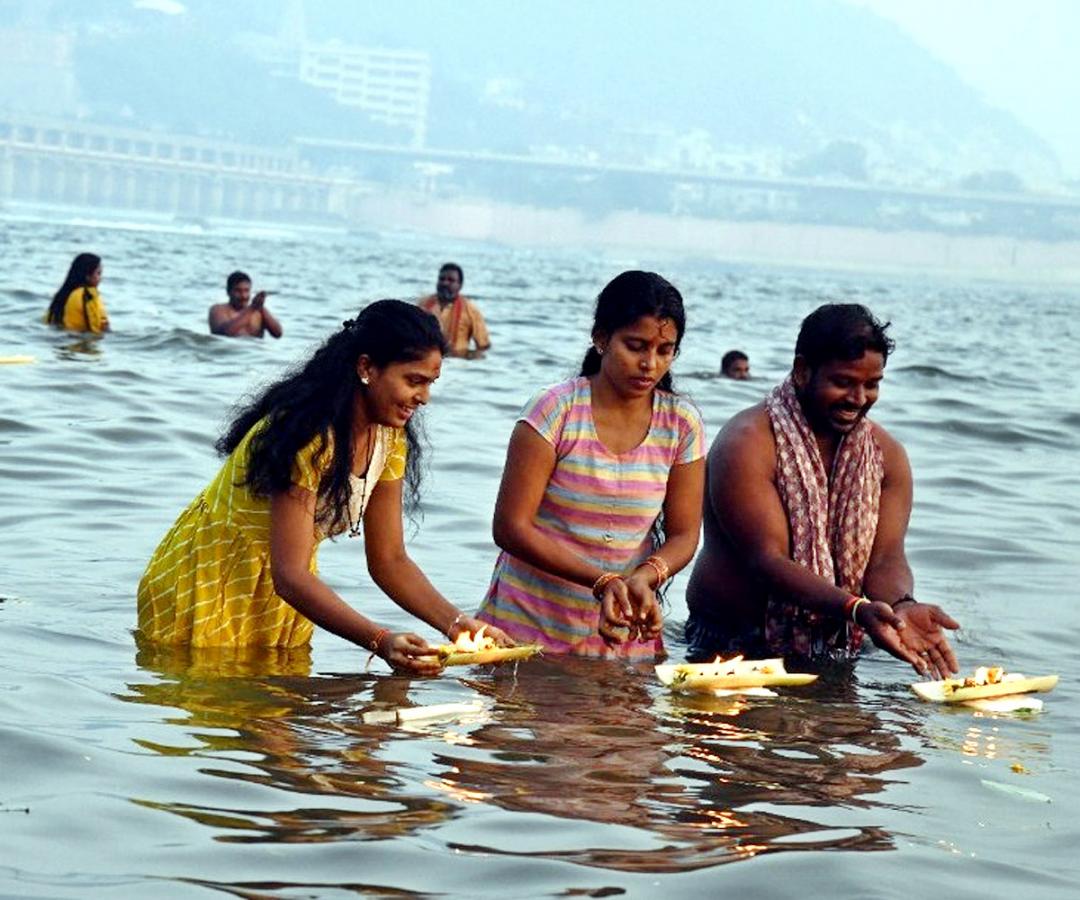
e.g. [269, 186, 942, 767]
[52, 286, 109, 333]
[137, 421, 407, 647]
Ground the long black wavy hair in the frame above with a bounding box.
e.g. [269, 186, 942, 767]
[46, 253, 100, 326]
[216, 299, 447, 536]
[578, 270, 688, 597]
[579, 270, 686, 392]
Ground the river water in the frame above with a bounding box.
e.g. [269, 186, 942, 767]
[2, 216, 1078, 898]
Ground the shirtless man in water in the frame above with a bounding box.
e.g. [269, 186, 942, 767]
[685, 303, 960, 678]
[209, 271, 283, 338]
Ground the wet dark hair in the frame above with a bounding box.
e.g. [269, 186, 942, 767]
[579, 270, 686, 392]
[226, 271, 251, 293]
[46, 253, 100, 326]
[217, 299, 448, 535]
[795, 303, 895, 369]
[439, 262, 464, 284]
[721, 349, 748, 373]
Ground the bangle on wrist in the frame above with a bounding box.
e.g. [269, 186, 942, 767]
[592, 571, 621, 600]
[842, 595, 870, 625]
[640, 555, 669, 588]
[446, 612, 467, 637]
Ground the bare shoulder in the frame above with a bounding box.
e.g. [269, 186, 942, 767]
[709, 403, 774, 470]
[869, 420, 911, 477]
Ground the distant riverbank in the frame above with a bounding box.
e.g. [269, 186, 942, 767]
[352, 189, 1080, 284]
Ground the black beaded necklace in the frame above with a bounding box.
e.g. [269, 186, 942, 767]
[349, 426, 377, 537]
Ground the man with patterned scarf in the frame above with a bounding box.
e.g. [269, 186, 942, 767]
[685, 304, 960, 678]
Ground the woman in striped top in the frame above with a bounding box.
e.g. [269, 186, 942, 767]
[478, 271, 706, 659]
[138, 300, 505, 673]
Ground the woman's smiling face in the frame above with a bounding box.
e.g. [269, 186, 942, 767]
[358, 348, 443, 428]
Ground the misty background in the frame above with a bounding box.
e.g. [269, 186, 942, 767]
[2, 0, 1078, 265]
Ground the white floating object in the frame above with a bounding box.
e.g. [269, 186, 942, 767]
[656, 656, 817, 694]
[980, 779, 1052, 803]
[911, 673, 1058, 704]
[361, 701, 483, 726]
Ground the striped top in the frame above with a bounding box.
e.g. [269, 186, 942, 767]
[477, 376, 705, 659]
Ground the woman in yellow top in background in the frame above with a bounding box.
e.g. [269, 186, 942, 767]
[138, 299, 508, 674]
[45, 253, 109, 333]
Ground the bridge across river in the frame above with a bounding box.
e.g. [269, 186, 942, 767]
[0, 117, 354, 221]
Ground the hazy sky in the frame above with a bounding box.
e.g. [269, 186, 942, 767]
[848, 0, 1080, 176]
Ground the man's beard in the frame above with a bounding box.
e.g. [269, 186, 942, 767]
[436, 286, 456, 302]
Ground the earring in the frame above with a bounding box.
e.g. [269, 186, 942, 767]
[596, 347, 604, 356]
[360, 376, 370, 385]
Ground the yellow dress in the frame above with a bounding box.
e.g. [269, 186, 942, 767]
[47, 286, 110, 333]
[137, 421, 407, 647]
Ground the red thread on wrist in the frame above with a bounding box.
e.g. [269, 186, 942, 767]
[369, 627, 391, 655]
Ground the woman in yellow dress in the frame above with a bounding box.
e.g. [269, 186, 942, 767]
[138, 299, 507, 673]
[45, 253, 109, 333]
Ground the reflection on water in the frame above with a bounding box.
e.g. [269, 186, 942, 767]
[118, 648, 921, 871]
[436, 662, 914, 870]
[123, 644, 461, 844]
[55, 335, 106, 360]
[3, 219, 1078, 896]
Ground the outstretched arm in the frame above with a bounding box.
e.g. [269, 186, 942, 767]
[712, 410, 928, 673]
[363, 477, 511, 646]
[269, 484, 442, 673]
[863, 430, 959, 677]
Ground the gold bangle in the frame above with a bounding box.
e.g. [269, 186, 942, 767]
[645, 555, 670, 582]
[640, 558, 666, 588]
[591, 572, 620, 600]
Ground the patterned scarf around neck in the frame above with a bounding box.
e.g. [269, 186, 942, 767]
[763, 375, 884, 660]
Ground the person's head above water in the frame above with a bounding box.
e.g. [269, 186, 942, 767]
[792, 303, 895, 437]
[47, 253, 102, 325]
[580, 270, 686, 395]
[721, 349, 750, 380]
[226, 271, 253, 308]
[217, 299, 448, 533]
[436, 263, 464, 303]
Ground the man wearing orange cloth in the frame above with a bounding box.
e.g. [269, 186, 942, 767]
[418, 263, 491, 359]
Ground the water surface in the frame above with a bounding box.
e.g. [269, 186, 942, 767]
[1, 218, 1078, 897]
